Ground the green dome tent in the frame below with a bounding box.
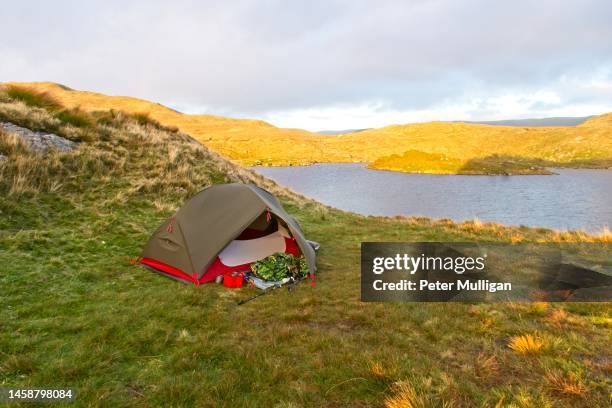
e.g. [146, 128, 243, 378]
[139, 183, 317, 285]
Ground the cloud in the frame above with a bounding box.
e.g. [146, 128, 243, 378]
[1, 0, 612, 129]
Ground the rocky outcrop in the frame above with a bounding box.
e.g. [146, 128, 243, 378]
[0, 122, 77, 153]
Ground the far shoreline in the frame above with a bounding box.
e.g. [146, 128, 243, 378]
[249, 161, 612, 176]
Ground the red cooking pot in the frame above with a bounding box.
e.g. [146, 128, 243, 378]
[223, 271, 244, 288]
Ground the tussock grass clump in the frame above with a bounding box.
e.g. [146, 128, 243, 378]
[0, 142, 112, 196]
[384, 381, 427, 408]
[0, 128, 29, 156]
[6, 85, 63, 111]
[474, 353, 500, 378]
[546, 371, 587, 396]
[546, 308, 570, 325]
[55, 108, 93, 129]
[368, 360, 398, 383]
[529, 302, 550, 315]
[508, 334, 547, 354]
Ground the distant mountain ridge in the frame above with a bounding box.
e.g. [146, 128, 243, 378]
[463, 116, 592, 127]
[319, 117, 592, 134]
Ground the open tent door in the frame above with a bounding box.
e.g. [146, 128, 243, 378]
[199, 214, 300, 283]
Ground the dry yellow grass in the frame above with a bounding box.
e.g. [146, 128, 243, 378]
[546, 308, 571, 326]
[546, 371, 587, 396]
[384, 381, 426, 408]
[474, 353, 500, 378]
[596, 227, 612, 242]
[369, 362, 387, 380]
[5, 82, 612, 169]
[369, 360, 398, 382]
[508, 334, 546, 354]
[529, 302, 550, 315]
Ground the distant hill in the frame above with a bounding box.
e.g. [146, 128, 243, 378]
[319, 117, 590, 134]
[368, 150, 555, 175]
[335, 116, 612, 171]
[464, 116, 591, 127]
[5, 82, 611, 172]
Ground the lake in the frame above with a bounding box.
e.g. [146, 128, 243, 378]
[252, 163, 612, 232]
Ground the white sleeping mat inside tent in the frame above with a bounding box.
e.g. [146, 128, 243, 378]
[218, 225, 290, 266]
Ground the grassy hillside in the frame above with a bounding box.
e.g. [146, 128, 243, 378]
[5, 82, 612, 172]
[1, 88, 611, 406]
[4, 82, 324, 166]
[348, 119, 612, 174]
[369, 150, 554, 175]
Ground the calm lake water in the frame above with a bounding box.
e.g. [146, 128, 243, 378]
[252, 163, 612, 232]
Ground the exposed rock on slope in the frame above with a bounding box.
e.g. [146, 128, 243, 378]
[0, 122, 77, 153]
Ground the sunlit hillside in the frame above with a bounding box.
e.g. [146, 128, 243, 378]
[7, 82, 612, 170]
[326, 116, 612, 168]
[5, 82, 325, 165]
[368, 150, 556, 175]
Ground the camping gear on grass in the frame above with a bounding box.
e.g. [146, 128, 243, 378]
[248, 275, 289, 290]
[139, 183, 317, 285]
[251, 252, 309, 281]
[237, 252, 310, 304]
[238, 274, 308, 305]
[223, 271, 245, 288]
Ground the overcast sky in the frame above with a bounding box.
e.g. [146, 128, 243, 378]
[2, 1, 612, 130]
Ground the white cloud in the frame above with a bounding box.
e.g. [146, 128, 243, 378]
[1, 0, 612, 129]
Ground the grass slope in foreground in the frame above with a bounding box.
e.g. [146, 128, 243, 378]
[1, 90, 611, 407]
[6, 82, 612, 171]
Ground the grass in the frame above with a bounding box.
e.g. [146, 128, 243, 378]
[0, 93, 610, 406]
[4, 82, 612, 172]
